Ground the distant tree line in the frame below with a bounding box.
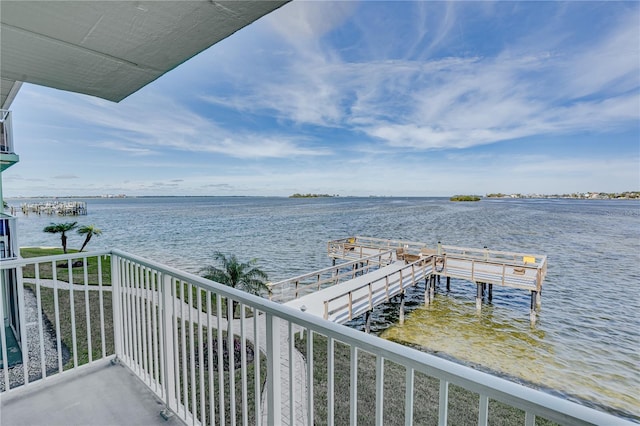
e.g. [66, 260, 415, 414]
[289, 193, 336, 198]
[450, 195, 481, 202]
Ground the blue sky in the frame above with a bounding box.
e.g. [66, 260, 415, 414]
[4, 1, 639, 197]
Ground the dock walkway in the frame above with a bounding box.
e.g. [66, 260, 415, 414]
[285, 260, 431, 324]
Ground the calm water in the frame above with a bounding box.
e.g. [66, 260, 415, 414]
[10, 196, 640, 418]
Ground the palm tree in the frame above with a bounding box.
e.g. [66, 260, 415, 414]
[201, 252, 269, 296]
[77, 225, 102, 252]
[43, 221, 78, 253]
[201, 252, 269, 320]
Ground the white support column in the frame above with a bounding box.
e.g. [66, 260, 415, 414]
[161, 273, 176, 413]
[110, 254, 122, 358]
[266, 313, 281, 426]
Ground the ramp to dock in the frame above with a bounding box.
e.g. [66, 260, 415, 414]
[285, 260, 432, 324]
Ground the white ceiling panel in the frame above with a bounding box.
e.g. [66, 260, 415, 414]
[0, 1, 288, 105]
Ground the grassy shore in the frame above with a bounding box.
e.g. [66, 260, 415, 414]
[295, 332, 556, 425]
[21, 247, 112, 285]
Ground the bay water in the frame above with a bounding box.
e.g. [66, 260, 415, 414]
[10, 196, 640, 418]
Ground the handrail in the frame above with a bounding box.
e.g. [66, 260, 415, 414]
[269, 250, 394, 302]
[323, 259, 428, 319]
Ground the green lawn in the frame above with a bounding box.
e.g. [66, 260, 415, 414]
[21, 247, 112, 285]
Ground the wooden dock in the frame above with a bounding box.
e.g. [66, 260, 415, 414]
[20, 201, 87, 216]
[272, 236, 547, 327]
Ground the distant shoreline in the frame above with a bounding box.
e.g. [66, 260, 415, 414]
[5, 192, 639, 201]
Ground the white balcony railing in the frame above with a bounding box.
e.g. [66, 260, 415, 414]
[0, 109, 14, 154]
[0, 250, 632, 425]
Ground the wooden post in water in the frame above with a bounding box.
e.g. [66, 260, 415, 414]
[429, 275, 435, 302]
[488, 284, 493, 301]
[536, 290, 541, 309]
[476, 283, 483, 311]
[530, 291, 537, 324]
[424, 276, 431, 306]
[446, 276, 450, 291]
[399, 292, 405, 325]
[365, 311, 372, 334]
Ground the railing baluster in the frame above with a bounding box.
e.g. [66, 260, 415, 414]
[327, 336, 335, 426]
[438, 379, 449, 426]
[241, 303, 248, 426]
[266, 313, 281, 426]
[288, 320, 294, 426]
[197, 288, 206, 425]
[478, 394, 489, 426]
[307, 329, 314, 426]
[405, 367, 414, 426]
[141, 267, 150, 381]
[180, 281, 188, 418]
[135, 264, 143, 373]
[123, 260, 133, 365]
[0, 272, 8, 390]
[253, 307, 260, 426]
[216, 295, 225, 426]
[524, 411, 535, 426]
[375, 355, 384, 426]
[83, 258, 92, 364]
[150, 270, 159, 394]
[68, 260, 78, 369]
[52, 261, 63, 373]
[35, 265, 47, 379]
[207, 290, 216, 425]
[98, 256, 106, 359]
[350, 345, 358, 426]
[160, 273, 176, 412]
[228, 297, 237, 426]
[188, 282, 197, 425]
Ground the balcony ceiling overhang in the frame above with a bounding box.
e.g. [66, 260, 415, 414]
[0, 1, 288, 108]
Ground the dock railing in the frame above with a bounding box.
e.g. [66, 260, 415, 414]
[324, 258, 431, 322]
[268, 250, 395, 303]
[329, 236, 429, 260]
[1, 250, 631, 426]
[440, 245, 547, 291]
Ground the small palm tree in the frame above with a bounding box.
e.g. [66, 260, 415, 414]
[201, 253, 269, 321]
[43, 221, 78, 253]
[77, 225, 102, 252]
[201, 252, 269, 296]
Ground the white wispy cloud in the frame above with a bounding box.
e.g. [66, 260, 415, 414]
[204, 2, 639, 152]
[19, 87, 328, 159]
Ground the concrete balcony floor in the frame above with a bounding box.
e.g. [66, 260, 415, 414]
[1, 359, 184, 426]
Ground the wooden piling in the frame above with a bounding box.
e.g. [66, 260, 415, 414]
[446, 276, 450, 291]
[476, 283, 482, 311]
[399, 292, 405, 325]
[488, 284, 493, 301]
[530, 291, 537, 324]
[429, 275, 435, 302]
[365, 311, 372, 333]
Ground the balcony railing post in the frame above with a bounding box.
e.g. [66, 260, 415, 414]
[110, 253, 123, 358]
[266, 313, 282, 426]
[161, 273, 176, 412]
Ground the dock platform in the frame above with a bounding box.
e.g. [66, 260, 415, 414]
[272, 236, 547, 326]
